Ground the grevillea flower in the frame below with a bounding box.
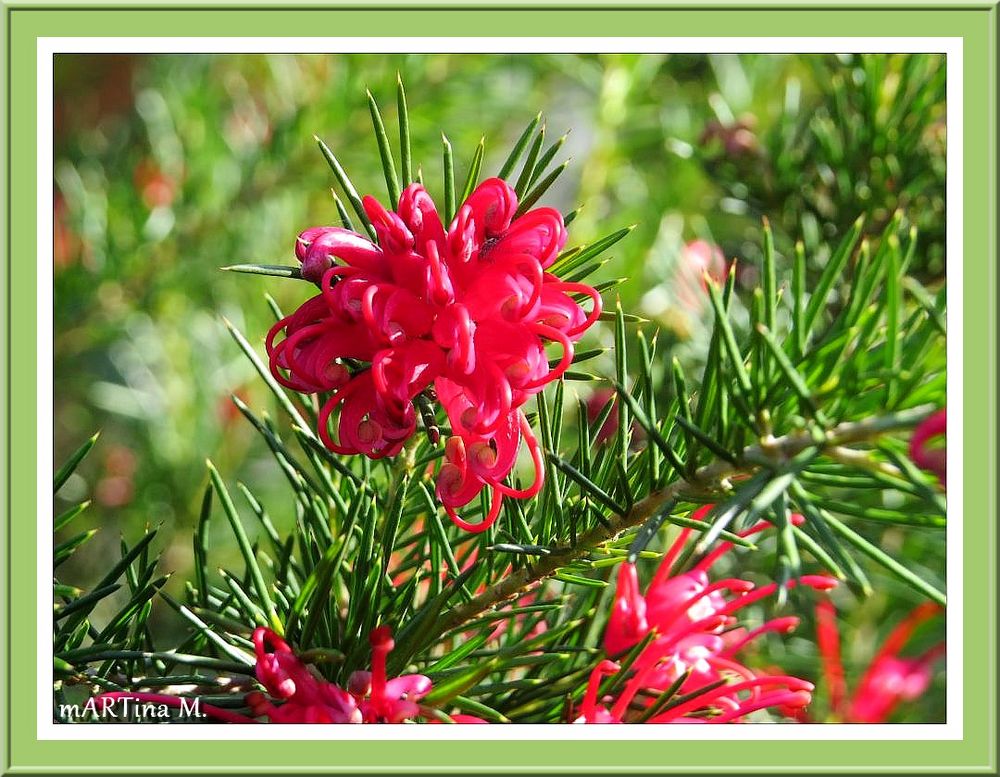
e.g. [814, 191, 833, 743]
[575, 505, 838, 724]
[814, 598, 945, 723]
[246, 627, 362, 723]
[909, 408, 946, 487]
[346, 626, 433, 723]
[93, 626, 484, 724]
[268, 178, 601, 532]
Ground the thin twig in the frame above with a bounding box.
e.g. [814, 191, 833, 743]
[825, 445, 902, 478]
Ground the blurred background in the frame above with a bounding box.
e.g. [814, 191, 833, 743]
[52, 53, 946, 721]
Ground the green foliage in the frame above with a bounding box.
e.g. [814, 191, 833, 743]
[53, 439, 171, 716]
[52, 55, 947, 724]
[694, 53, 946, 275]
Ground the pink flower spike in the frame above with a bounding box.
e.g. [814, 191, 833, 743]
[815, 597, 847, 716]
[815, 600, 944, 723]
[585, 504, 828, 723]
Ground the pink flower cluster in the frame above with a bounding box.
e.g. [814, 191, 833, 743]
[250, 625, 448, 723]
[575, 505, 838, 724]
[267, 178, 601, 532]
[95, 626, 484, 724]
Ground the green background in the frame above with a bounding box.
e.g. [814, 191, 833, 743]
[4, 2, 996, 774]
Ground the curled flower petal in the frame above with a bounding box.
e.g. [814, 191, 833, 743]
[319, 371, 415, 458]
[363, 195, 414, 257]
[443, 485, 503, 534]
[397, 183, 447, 256]
[486, 206, 567, 268]
[456, 177, 518, 244]
[295, 226, 383, 282]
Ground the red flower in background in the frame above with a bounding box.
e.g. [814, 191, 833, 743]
[53, 193, 80, 270]
[909, 408, 946, 487]
[94, 444, 138, 509]
[576, 505, 838, 723]
[133, 158, 178, 210]
[586, 388, 619, 444]
[674, 239, 728, 318]
[814, 598, 944, 723]
[700, 115, 761, 159]
[268, 178, 601, 532]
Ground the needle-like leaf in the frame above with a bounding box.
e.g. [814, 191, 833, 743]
[367, 89, 401, 206]
[442, 133, 456, 223]
[498, 112, 542, 180]
[396, 74, 412, 186]
[54, 431, 100, 494]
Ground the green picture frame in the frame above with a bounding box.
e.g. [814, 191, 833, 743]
[3, 2, 996, 774]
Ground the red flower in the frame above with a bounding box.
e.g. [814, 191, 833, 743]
[815, 598, 944, 723]
[576, 504, 838, 724]
[92, 626, 485, 724]
[268, 179, 601, 532]
[247, 627, 361, 723]
[909, 408, 946, 487]
[346, 626, 432, 723]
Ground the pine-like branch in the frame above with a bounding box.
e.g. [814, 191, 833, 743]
[433, 404, 938, 635]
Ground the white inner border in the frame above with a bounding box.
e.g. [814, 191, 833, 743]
[36, 37, 963, 743]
